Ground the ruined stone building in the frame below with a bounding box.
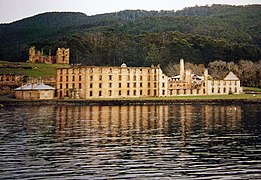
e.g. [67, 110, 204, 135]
[29, 47, 69, 64]
[55, 59, 242, 99]
[0, 74, 25, 95]
[56, 64, 168, 99]
[168, 59, 241, 96]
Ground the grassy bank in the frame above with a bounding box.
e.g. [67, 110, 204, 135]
[0, 60, 70, 77]
[243, 87, 261, 92]
[0, 94, 260, 107]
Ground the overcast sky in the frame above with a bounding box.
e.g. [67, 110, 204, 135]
[0, 0, 260, 23]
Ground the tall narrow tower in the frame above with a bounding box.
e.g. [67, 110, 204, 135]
[29, 47, 36, 63]
[180, 59, 185, 81]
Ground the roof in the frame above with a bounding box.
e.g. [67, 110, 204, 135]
[15, 83, 55, 91]
[224, 72, 239, 81]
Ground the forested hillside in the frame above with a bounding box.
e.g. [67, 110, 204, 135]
[0, 4, 260, 67]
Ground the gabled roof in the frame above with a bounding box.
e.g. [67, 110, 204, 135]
[15, 83, 55, 91]
[224, 71, 239, 81]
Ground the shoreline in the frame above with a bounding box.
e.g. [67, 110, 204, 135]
[1, 96, 261, 106]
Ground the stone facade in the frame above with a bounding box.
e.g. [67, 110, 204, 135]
[168, 59, 241, 96]
[0, 74, 24, 95]
[29, 47, 69, 64]
[56, 48, 70, 64]
[56, 60, 242, 99]
[56, 64, 168, 99]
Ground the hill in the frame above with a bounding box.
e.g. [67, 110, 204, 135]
[0, 4, 260, 66]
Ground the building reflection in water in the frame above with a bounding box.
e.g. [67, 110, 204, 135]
[54, 105, 242, 143]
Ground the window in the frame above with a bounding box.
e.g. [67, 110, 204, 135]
[154, 82, 157, 88]
[212, 88, 214, 93]
[99, 83, 102, 88]
[162, 83, 165, 88]
[79, 83, 82, 89]
[99, 75, 102, 81]
[109, 75, 112, 81]
[148, 83, 150, 87]
[119, 75, 122, 81]
[154, 75, 157, 80]
[140, 83, 142, 87]
[60, 84, 62, 89]
[134, 83, 136, 88]
[66, 76, 69, 81]
[224, 87, 226, 93]
[90, 83, 93, 88]
[109, 83, 112, 88]
[66, 83, 68, 89]
[128, 75, 130, 81]
[119, 90, 121, 96]
[72, 76, 75, 81]
[134, 90, 136, 96]
[140, 90, 142, 95]
[90, 91, 93, 96]
[140, 69, 142, 73]
[60, 76, 62, 81]
[148, 76, 150, 81]
[90, 76, 93, 81]
[99, 91, 102, 96]
[119, 83, 121, 88]
[148, 69, 150, 73]
[140, 76, 142, 81]
[162, 90, 165, 95]
[154, 90, 157, 96]
[134, 75, 137, 81]
[79, 76, 82, 81]
[148, 90, 150, 96]
[72, 83, 75, 89]
[218, 88, 220, 93]
[197, 89, 200, 94]
[203, 89, 206, 94]
[99, 68, 103, 73]
[109, 90, 112, 96]
[127, 83, 130, 88]
[127, 90, 130, 96]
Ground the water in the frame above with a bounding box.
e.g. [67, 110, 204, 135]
[0, 104, 261, 179]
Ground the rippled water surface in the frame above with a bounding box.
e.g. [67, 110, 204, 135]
[0, 104, 261, 179]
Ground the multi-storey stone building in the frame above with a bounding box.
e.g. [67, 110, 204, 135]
[29, 47, 69, 64]
[56, 59, 242, 99]
[168, 59, 241, 96]
[56, 64, 168, 99]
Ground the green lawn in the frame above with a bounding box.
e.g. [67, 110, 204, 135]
[243, 87, 261, 92]
[0, 61, 71, 78]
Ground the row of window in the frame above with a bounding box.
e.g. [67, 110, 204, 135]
[87, 89, 166, 97]
[212, 87, 238, 93]
[60, 82, 166, 89]
[60, 83, 82, 89]
[211, 81, 238, 86]
[60, 68, 158, 75]
[88, 82, 165, 88]
[170, 89, 201, 95]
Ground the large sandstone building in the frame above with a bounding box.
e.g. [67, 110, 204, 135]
[56, 59, 241, 99]
[56, 64, 168, 99]
[29, 47, 70, 64]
